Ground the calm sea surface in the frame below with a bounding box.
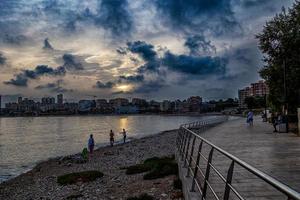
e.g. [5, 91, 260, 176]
[0, 115, 212, 182]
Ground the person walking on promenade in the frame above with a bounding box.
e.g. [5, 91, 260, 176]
[272, 112, 283, 133]
[88, 134, 95, 155]
[247, 110, 254, 126]
[109, 130, 115, 147]
[120, 128, 127, 144]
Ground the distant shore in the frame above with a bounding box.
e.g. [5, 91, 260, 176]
[0, 112, 223, 118]
[0, 129, 180, 199]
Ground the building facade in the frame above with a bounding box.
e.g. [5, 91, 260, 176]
[238, 80, 269, 108]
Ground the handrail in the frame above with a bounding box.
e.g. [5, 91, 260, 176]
[177, 117, 300, 200]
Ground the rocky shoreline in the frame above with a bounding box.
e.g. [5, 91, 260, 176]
[0, 129, 182, 200]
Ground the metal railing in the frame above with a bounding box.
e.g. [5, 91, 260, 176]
[176, 117, 300, 200]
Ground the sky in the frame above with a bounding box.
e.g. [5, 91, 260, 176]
[0, 0, 295, 104]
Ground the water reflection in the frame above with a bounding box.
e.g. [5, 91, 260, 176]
[0, 115, 208, 182]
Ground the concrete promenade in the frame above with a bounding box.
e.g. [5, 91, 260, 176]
[183, 116, 300, 199]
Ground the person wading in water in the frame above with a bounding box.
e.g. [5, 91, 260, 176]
[120, 128, 127, 144]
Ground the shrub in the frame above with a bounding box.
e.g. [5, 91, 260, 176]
[82, 148, 88, 161]
[57, 170, 103, 185]
[126, 164, 152, 175]
[143, 162, 178, 180]
[125, 155, 178, 180]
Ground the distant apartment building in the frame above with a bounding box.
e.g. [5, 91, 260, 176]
[57, 94, 63, 105]
[96, 99, 108, 108]
[132, 98, 147, 107]
[41, 97, 55, 105]
[238, 80, 269, 108]
[109, 98, 129, 108]
[160, 100, 171, 112]
[187, 96, 202, 112]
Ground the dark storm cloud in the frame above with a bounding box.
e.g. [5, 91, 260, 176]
[4, 65, 66, 87]
[126, 41, 159, 72]
[119, 75, 144, 83]
[0, 1, 28, 45]
[62, 54, 84, 70]
[23, 65, 66, 79]
[127, 41, 157, 61]
[184, 35, 216, 55]
[154, 0, 241, 36]
[162, 51, 227, 75]
[43, 38, 54, 50]
[0, 53, 7, 65]
[95, 0, 133, 37]
[35, 80, 73, 93]
[94, 81, 115, 89]
[4, 74, 28, 87]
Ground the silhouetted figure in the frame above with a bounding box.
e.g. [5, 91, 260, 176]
[88, 134, 95, 154]
[120, 128, 127, 144]
[109, 130, 115, 147]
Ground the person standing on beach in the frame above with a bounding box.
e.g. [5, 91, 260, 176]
[120, 128, 127, 144]
[88, 134, 95, 155]
[109, 130, 115, 147]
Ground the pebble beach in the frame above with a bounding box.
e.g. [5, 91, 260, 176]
[0, 129, 181, 200]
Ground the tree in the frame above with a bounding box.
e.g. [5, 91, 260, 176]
[244, 96, 265, 109]
[257, 2, 300, 114]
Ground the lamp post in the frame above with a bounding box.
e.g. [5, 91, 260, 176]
[283, 58, 289, 132]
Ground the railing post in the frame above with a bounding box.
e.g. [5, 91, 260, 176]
[191, 140, 203, 192]
[187, 135, 196, 177]
[184, 132, 192, 167]
[181, 129, 188, 161]
[178, 128, 184, 150]
[224, 161, 235, 200]
[202, 147, 214, 200]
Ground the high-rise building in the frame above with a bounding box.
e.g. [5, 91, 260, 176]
[187, 96, 202, 112]
[57, 94, 63, 105]
[109, 98, 129, 108]
[42, 97, 55, 105]
[18, 96, 23, 104]
[238, 80, 269, 108]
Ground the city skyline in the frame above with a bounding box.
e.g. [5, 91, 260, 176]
[0, 0, 295, 104]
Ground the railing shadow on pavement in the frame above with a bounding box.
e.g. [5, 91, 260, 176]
[176, 116, 300, 200]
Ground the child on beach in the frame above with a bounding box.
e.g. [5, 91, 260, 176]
[88, 134, 95, 155]
[120, 128, 127, 144]
[109, 130, 115, 147]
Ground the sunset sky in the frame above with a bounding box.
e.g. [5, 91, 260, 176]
[0, 0, 294, 104]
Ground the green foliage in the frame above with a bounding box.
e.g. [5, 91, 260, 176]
[127, 193, 154, 200]
[257, 2, 300, 113]
[173, 178, 182, 190]
[82, 148, 88, 161]
[244, 96, 266, 109]
[57, 170, 103, 185]
[125, 155, 178, 180]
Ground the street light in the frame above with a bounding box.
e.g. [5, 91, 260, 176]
[283, 58, 289, 133]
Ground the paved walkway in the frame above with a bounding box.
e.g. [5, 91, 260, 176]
[185, 116, 300, 199]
